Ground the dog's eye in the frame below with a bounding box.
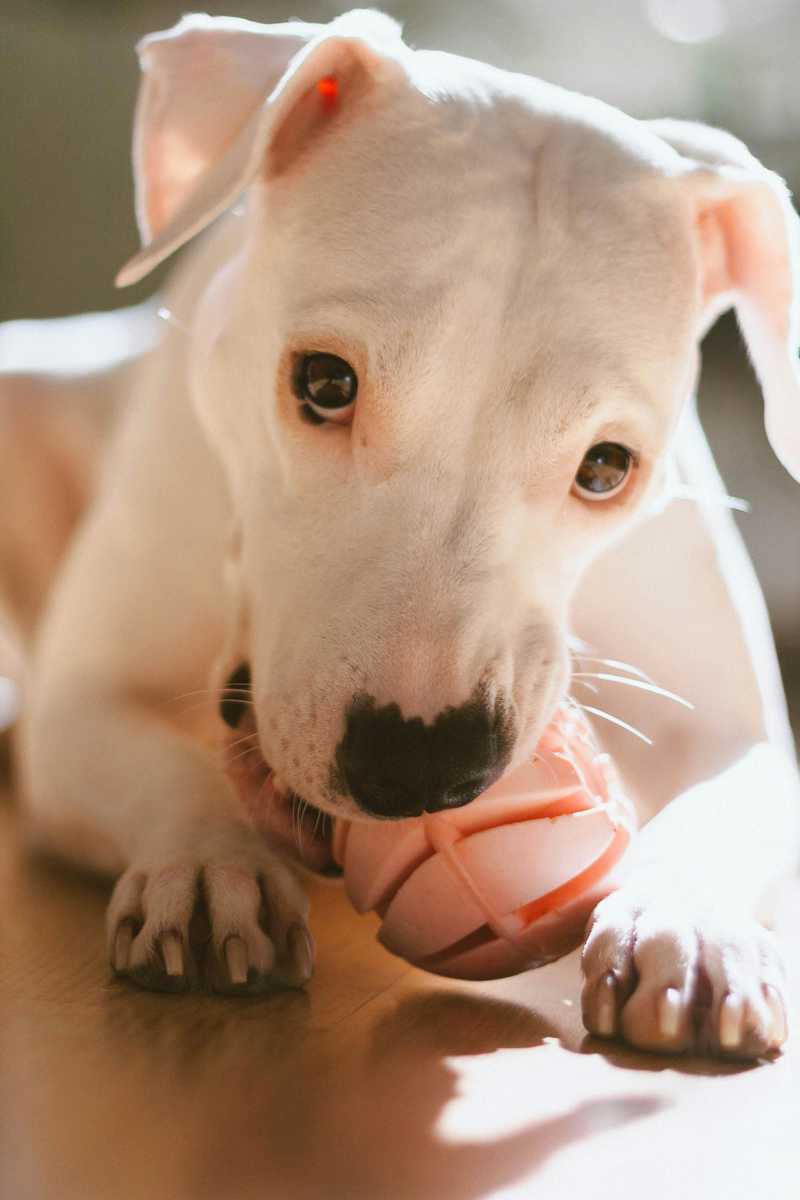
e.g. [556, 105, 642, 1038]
[573, 442, 634, 501]
[294, 353, 357, 424]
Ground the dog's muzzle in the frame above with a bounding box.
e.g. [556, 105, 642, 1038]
[220, 664, 514, 842]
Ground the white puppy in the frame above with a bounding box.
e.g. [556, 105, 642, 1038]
[6, 10, 800, 1057]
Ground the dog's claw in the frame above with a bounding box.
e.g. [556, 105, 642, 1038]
[287, 923, 315, 985]
[224, 935, 249, 985]
[719, 992, 744, 1049]
[764, 984, 788, 1049]
[582, 889, 789, 1059]
[113, 923, 134, 973]
[161, 931, 184, 977]
[595, 971, 617, 1037]
[107, 831, 312, 995]
[658, 987, 682, 1039]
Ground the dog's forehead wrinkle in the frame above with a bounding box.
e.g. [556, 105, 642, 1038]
[270, 175, 692, 440]
[495, 334, 668, 469]
[507, 356, 658, 421]
[261, 126, 691, 416]
[287, 289, 386, 324]
[262, 85, 574, 291]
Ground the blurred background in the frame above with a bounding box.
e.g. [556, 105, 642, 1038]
[1, 0, 799, 742]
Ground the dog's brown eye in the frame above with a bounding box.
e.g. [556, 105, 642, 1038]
[573, 442, 634, 500]
[294, 352, 357, 423]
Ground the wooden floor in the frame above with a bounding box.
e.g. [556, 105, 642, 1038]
[0, 789, 797, 1200]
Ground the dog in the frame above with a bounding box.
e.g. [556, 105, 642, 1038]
[4, 9, 800, 1058]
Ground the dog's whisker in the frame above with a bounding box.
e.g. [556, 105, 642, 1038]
[217, 724, 257, 753]
[571, 672, 694, 710]
[551, 747, 590, 792]
[252, 771, 276, 822]
[572, 679, 600, 694]
[175, 697, 255, 721]
[567, 633, 594, 654]
[667, 483, 751, 512]
[312, 803, 323, 840]
[165, 689, 254, 722]
[572, 700, 654, 746]
[226, 740, 263, 767]
[163, 696, 247, 719]
[225, 728, 260, 748]
[288, 792, 299, 848]
[532, 751, 561, 785]
[571, 655, 654, 683]
[226, 743, 259, 763]
[292, 795, 308, 855]
[166, 687, 253, 704]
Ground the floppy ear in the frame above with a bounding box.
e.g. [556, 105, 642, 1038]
[648, 119, 800, 482]
[116, 9, 405, 288]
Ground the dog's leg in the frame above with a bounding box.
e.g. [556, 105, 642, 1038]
[18, 690, 313, 994]
[581, 746, 795, 1057]
[0, 361, 132, 645]
[15, 356, 314, 995]
[573, 404, 799, 1058]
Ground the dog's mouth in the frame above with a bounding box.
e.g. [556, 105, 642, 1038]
[222, 706, 339, 873]
[269, 783, 339, 874]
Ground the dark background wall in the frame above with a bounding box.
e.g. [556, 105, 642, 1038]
[2, 0, 799, 737]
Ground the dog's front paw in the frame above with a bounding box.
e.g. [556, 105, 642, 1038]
[106, 825, 314, 995]
[580, 887, 788, 1059]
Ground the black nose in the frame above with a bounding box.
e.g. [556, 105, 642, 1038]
[334, 691, 513, 818]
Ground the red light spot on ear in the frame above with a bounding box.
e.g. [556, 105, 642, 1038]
[317, 75, 339, 111]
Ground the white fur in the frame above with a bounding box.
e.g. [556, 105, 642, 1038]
[4, 11, 799, 1052]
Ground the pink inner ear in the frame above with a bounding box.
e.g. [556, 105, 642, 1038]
[267, 49, 373, 179]
[720, 192, 795, 343]
[142, 125, 210, 244]
[132, 21, 316, 244]
[696, 207, 733, 305]
[699, 187, 794, 343]
[692, 173, 800, 482]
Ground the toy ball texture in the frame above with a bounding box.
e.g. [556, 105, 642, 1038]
[332, 702, 636, 980]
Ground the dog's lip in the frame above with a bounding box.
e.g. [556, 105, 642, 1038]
[221, 715, 340, 873]
[237, 754, 339, 874]
[281, 785, 340, 874]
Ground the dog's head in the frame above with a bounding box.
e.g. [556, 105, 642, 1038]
[118, 11, 800, 849]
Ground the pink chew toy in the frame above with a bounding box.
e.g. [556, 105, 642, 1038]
[332, 702, 636, 980]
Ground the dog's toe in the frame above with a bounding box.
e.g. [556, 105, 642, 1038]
[698, 922, 788, 1058]
[581, 888, 789, 1060]
[581, 892, 695, 1052]
[107, 862, 203, 992]
[201, 856, 313, 994]
[105, 828, 313, 996]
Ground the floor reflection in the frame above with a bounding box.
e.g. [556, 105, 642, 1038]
[0, 796, 797, 1199]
